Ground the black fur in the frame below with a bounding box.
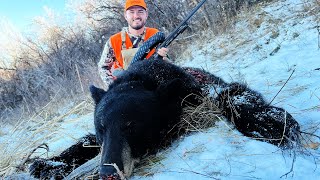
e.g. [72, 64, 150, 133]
[216, 82, 301, 148]
[29, 134, 99, 179]
[91, 60, 202, 178]
[110, 59, 202, 100]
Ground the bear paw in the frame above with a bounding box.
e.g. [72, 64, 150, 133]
[29, 158, 69, 179]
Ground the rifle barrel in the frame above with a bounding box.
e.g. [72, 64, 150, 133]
[159, 0, 208, 48]
[179, 0, 208, 26]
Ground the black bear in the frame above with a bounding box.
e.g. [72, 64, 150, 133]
[90, 59, 202, 179]
[29, 59, 202, 179]
[29, 65, 302, 179]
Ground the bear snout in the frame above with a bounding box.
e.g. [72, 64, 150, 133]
[100, 165, 121, 180]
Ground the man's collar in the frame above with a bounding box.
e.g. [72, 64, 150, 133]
[123, 27, 146, 38]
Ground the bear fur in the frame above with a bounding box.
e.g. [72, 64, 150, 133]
[29, 134, 99, 179]
[90, 59, 202, 179]
[216, 82, 301, 148]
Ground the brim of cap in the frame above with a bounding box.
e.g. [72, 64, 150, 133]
[125, 5, 147, 10]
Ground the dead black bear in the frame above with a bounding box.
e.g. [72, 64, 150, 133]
[29, 64, 302, 179]
[29, 59, 202, 179]
[90, 59, 202, 179]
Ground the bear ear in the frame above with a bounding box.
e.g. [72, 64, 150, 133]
[89, 85, 106, 104]
[156, 79, 183, 101]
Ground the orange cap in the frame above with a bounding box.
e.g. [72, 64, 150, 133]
[125, 0, 147, 11]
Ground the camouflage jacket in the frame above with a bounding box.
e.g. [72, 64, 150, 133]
[98, 27, 147, 87]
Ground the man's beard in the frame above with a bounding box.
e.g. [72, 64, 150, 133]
[129, 19, 146, 30]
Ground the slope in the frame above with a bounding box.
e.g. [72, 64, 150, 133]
[0, 0, 319, 179]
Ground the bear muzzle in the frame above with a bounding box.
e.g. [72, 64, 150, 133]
[100, 165, 121, 180]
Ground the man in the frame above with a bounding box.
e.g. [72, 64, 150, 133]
[98, 0, 169, 87]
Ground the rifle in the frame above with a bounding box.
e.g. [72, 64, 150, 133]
[131, 0, 208, 63]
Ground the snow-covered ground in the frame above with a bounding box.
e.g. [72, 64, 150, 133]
[0, 0, 319, 179]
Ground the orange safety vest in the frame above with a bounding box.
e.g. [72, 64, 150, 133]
[110, 27, 159, 69]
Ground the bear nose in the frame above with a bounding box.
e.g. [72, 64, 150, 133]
[100, 165, 120, 180]
[100, 175, 120, 180]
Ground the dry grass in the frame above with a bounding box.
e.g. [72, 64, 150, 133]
[299, 121, 320, 150]
[0, 98, 94, 177]
[179, 96, 223, 133]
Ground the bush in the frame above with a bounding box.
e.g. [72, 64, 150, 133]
[0, 0, 273, 123]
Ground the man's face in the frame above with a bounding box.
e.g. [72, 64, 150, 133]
[124, 6, 148, 30]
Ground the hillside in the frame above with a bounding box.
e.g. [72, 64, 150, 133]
[0, 0, 319, 179]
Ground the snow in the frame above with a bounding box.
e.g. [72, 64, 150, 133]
[133, 123, 319, 180]
[1, 0, 319, 179]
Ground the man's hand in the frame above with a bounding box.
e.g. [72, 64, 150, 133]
[157, 47, 169, 60]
